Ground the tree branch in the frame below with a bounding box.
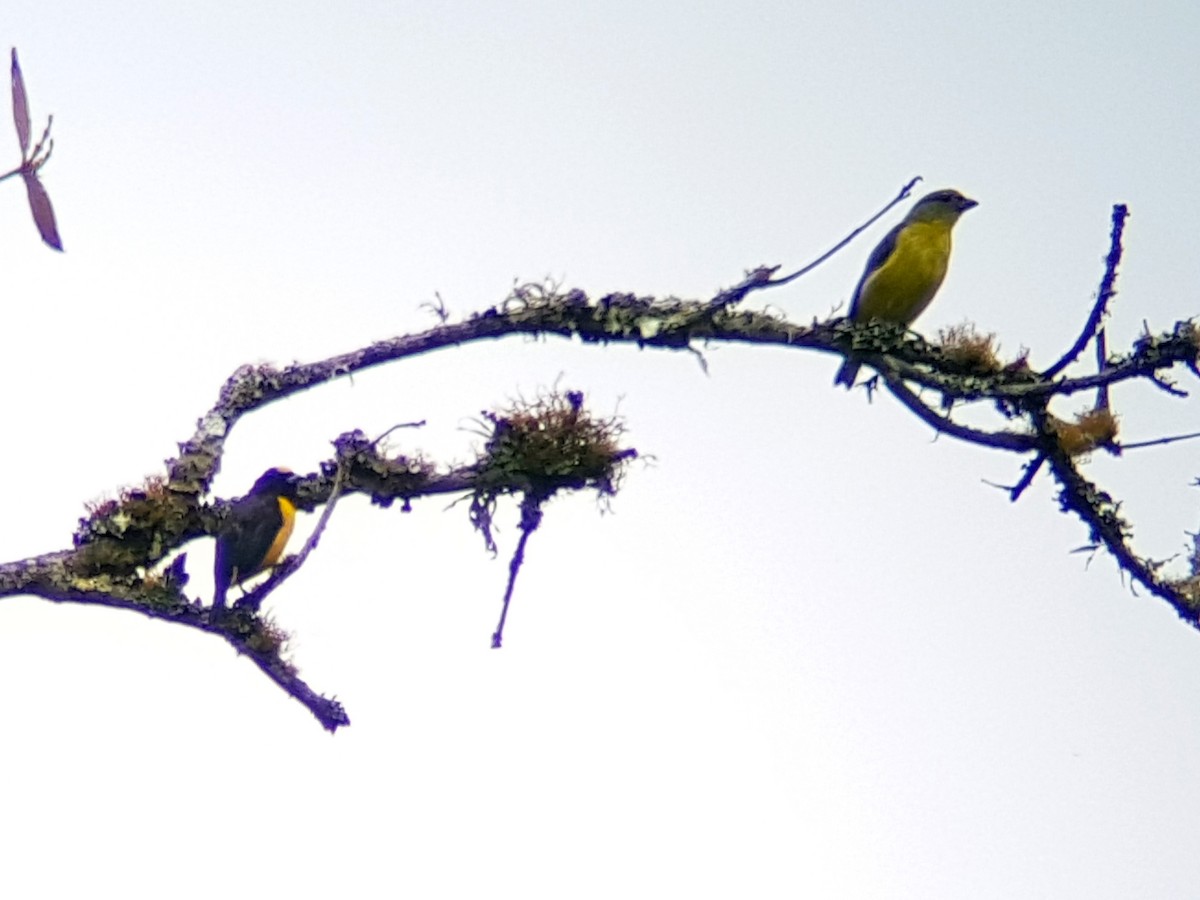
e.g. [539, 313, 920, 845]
[1042, 204, 1129, 379]
[6, 200, 1198, 730]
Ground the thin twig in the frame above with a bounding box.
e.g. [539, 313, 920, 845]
[1095, 326, 1111, 411]
[884, 378, 1037, 452]
[1120, 430, 1200, 451]
[772, 177, 922, 287]
[371, 420, 426, 446]
[1041, 204, 1128, 379]
[1005, 454, 1046, 501]
[491, 494, 544, 649]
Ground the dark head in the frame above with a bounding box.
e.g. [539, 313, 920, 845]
[248, 467, 301, 500]
[906, 189, 978, 224]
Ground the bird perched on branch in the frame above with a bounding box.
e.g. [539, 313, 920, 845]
[213, 467, 301, 611]
[834, 188, 978, 388]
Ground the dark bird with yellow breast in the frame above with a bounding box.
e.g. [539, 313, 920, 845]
[213, 467, 301, 611]
[834, 188, 977, 388]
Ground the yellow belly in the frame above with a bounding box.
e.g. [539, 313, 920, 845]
[855, 222, 952, 324]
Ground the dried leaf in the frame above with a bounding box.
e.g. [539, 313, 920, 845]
[11, 48, 30, 157]
[23, 170, 63, 250]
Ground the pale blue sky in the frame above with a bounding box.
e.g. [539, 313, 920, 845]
[2, 2, 1199, 897]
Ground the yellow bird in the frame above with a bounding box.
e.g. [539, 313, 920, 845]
[834, 188, 977, 388]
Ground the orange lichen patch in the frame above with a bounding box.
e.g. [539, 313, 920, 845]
[1049, 409, 1120, 457]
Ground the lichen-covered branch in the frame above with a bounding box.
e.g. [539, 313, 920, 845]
[3, 200, 1198, 729]
[3, 404, 636, 730]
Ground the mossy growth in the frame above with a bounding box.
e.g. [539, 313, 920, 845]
[936, 323, 1007, 375]
[469, 389, 636, 551]
[1168, 532, 1200, 615]
[244, 615, 293, 665]
[72, 475, 196, 574]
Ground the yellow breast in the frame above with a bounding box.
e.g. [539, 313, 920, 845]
[261, 496, 297, 570]
[855, 221, 953, 325]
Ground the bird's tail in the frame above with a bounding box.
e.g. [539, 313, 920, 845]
[833, 360, 860, 389]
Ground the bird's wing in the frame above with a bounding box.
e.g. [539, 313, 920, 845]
[848, 221, 905, 318]
[219, 500, 281, 584]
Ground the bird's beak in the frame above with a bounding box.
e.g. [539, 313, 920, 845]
[960, 196, 979, 212]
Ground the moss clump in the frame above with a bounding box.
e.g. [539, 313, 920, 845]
[469, 389, 636, 551]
